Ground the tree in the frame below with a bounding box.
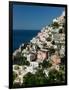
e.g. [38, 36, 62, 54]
[13, 71, 18, 82]
[34, 69, 47, 85]
[48, 68, 65, 83]
[49, 48, 55, 55]
[25, 60, 30, 66]
[52, 22, 59, 29]
[59, 29, 63, 33]
[23, 68, 52, 87]
[23, 72, 36, 87]
[42, 60, 52, 69]
[14, 65, 20, 70]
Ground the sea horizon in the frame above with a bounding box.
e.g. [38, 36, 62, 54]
[13, 30, 40, 51]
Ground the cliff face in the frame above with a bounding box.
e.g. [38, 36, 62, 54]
[13, 11, 66, 86]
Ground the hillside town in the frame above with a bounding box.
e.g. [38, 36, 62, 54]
[13, 11, 65, 87]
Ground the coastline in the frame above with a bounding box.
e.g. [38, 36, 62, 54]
[12, 11, 66, 87]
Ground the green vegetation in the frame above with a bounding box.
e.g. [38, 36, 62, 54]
[23, 69, 47, 86]
[48, 68, 65, 83]
[59, 29, 64, 33]
[49, 48, 55, 55]
[52, 22, 60, 29]
[14, 65, 20, 70]
[41, 60, 52, 69]
[13, 71, 18, 81]
[12, 12, 65, 88]
[13, 63, 65, 87]
[22, 64, 65, 86]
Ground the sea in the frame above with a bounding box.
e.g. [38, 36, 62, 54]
[13, 30, 40, 51]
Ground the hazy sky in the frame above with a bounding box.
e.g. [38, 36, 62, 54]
[13, 4, 64, 30]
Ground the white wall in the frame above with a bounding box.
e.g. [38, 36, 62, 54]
[0, 0, 69, 90]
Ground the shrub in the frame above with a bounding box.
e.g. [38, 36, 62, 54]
[42, 60, 52, 69]
[14, 65, 20, 70]
[13, 71, 17, 81]
[23, 70, 47, 86]
[23, 72, 36, 86]
[48, 69, 65, 83]
[46, 37, 51, 41]
[52, 22, 59, 28]
[59, 29, 63, 33]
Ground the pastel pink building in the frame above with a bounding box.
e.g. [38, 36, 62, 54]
[37, 50, 48, 61]
[51, 54, 61, 65]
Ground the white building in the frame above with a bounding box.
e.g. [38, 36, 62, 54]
[53, 18, 58, 23]
[43, 69, 49, 77]
[60, 45, 65, 57]
[27, 52, 36, 61]
[30, 61, 38, 69]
